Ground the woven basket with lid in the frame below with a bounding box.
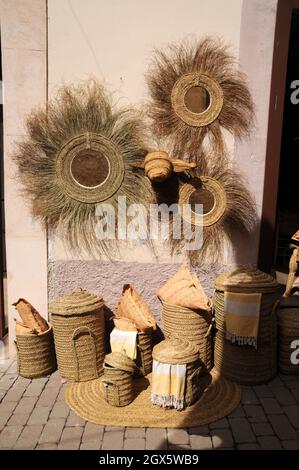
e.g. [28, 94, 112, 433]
[49, 290, 105, 382]
[101, 352, 135, 407]
[213, 268, 281, 385]
[161, 301, 213, 372]
[278, 297, 299, 374]
[152, 337, 211, 407]
[15, 327, 57, 379]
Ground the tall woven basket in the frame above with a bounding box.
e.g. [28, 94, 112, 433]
[135, 332, 153, 377]
[49, 290, 105, 382]
[213, 268, 281, 385]
[161, 301, 213, 372]
[152, 337, 211, 408]
[15, 327, 57, 379]
[101, 352, 135, 407]
[278, 297, 299, 374]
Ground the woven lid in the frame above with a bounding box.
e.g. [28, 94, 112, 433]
[49, 289, 104, 316]
[215, 268, 279, 293]
[104, 352, 136, 373]
[152, 337, 199, 364]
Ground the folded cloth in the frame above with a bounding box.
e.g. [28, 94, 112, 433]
[151, 360, 186, 410]
[224, 291, 262, 349]
[110, 328, 137, 360]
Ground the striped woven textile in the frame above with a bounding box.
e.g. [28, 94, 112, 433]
[151, 360, 186, 410]
[110, 328, 137, 360]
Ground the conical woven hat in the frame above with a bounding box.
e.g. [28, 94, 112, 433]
[152, 337, 199, 364]
[49, 289, 104, 315]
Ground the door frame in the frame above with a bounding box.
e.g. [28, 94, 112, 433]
[258, 0, 299, 272]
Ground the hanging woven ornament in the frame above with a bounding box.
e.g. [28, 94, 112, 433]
[171, 155, 257, 264]
[13, 80, 152, 258]
[146, 37, 254, 161]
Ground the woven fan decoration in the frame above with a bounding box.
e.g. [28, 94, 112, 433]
[146, 37, 254, 161]
[13, 80, 152, 257]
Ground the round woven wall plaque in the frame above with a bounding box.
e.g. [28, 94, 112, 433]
[55, 132, 125, 204]
[171, 73, 223, 128]
[179, 176, 227, 227]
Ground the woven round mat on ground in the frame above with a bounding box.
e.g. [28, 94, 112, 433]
[64, 368, 240, 428]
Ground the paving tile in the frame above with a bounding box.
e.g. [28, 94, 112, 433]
[271, 387, 297, 405]
[229, 418, 255, 443]
[167, 428, 189, 445]
[105, 426, 126, 431]
[50, 401, 69, 419]
[169, 444, 191, 449]
[0, 401, 17, 413]
[2, 386, 26, 402]
[228, 404, 245, 418]
[36, 386, 60, 407]
[145, 428, 167, 450]
[241, 388, 259, 405]
[0, 425, 23, 449]
[14, 424, 43, 449]
[27, 406, 51, 425]
[36, 443, 58, 450]
[0, 411, 12, 431]
[282, 440, 299, 450]
[82, 422, 104, 443]
[260, 397, 283, 415]
[7, 413, 30, 426]
[188, 426, 209, 435]
[244, 405, 266, 420]
[267, 376, 285, 388]
[291, 388, 299, 403]
[211, 429, 234, 448]
[253, 385, 273, 398]
[56, 383, 67, 401]
[102, 431, 124, 450]
[283, 405, 299, 429]
[13, 377, 31, 388]
[125, 427, 146, 439]
[57, 426, 83, 450]
[268, 415, 298, 440]
[24, 382, 45, 397]
[0, 359, 14, 373]
[80, 442, 101, 450]
[258, 436, 282, 450]
[190, 435, 213, 450]
[66, 410, 85, 427]
[124, 438, 145, 450]
[13, 396, 38, 415]
[238, 443, 260, 450]
[47, 370, 62, 386]
[38, 418, 65, 444]
[209, 418, 229, 429]
[251, 422, 274, 436]
[0, 375, 18, 391]
[6, 362, 18, 374]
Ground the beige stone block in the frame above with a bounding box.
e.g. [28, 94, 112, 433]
[0, 0, 46, 51]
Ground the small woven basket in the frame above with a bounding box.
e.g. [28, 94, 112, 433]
[213, 268, 281, 385]
[161, 301, 213, 372]
[152, 337, 210, 408]
[49, 290, 105, 382]
[278, 297, 299, 374]
[101, 352, 136, 407]
[135, 332, 153, 377]
[15, 326, 57, 379]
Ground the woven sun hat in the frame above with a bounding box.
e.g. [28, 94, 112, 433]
[49, 290, 106, 382]
[64, 368, 240, 428]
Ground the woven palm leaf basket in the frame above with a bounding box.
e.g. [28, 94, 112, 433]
[135, 332, 153, 377]
[161, 301, 213, 372]
[15, 326, 57, 379]
[152, 337, 212, 407]
[278, 297, 299, 374]
[49, 290, 105, 382]
[213, 268, 281, 385]
[101, 352, 136, 407]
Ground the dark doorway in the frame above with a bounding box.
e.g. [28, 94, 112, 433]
[0, 36, 7, 339]
[273, 10, 299, 279]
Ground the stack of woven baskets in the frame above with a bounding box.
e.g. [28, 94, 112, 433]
[213, 268, 281, 385]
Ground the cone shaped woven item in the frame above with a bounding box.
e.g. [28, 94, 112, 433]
[64, 368, 240, 428]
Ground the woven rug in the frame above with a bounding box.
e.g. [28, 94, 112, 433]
[64, 368, 240, 428]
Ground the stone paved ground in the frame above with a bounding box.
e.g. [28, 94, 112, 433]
[1, 358, 299, 450]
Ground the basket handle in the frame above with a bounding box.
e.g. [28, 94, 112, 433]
[71, 326, 98, 382]
[102, 380, 120, 406]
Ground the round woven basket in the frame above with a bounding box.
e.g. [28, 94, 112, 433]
[15, 327, 57, 379]
[135, 332, 153, 377]
[161, 301, 213, 372]
[152, 338, 210, 407]
[49, 290, 105, 382]
[278, 307, 299, 374]
[213, 268, 281, 385]
[101, 352, 135, 407]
